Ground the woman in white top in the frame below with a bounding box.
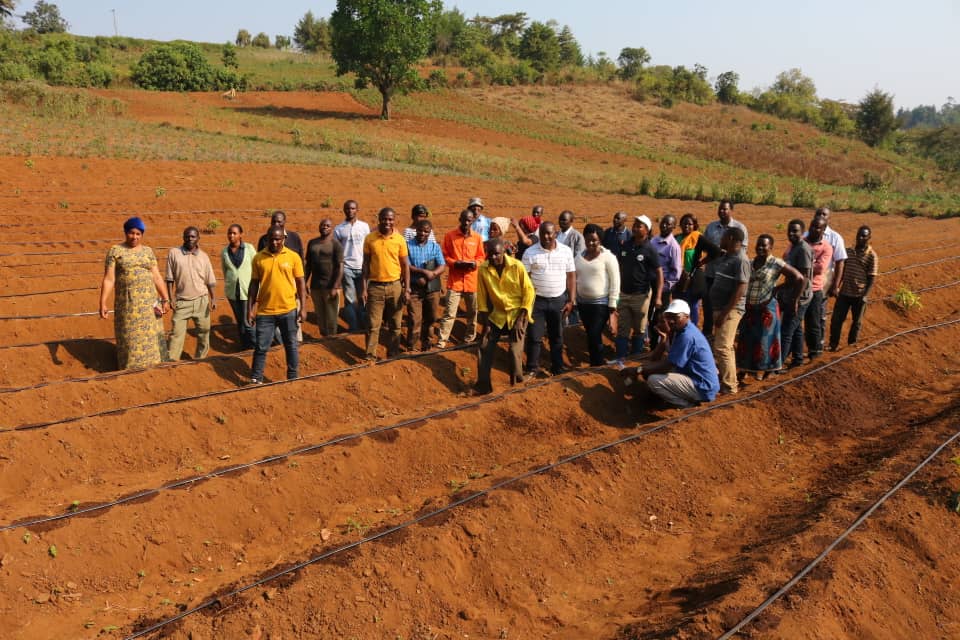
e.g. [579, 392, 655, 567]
[575, 223, 621, 366]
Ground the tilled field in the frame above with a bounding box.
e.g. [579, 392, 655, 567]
[0, 157, 958, 640]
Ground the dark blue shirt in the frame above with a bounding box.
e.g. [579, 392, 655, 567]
[602, 226, 630, 258]
[668, 322, 719, 402]
[619, 239, 661, 294]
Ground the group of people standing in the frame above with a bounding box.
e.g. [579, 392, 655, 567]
[97, 198, 878, 407]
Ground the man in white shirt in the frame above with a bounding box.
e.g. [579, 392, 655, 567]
[521, 221, 577, 378]
[333, 199, 370, 332]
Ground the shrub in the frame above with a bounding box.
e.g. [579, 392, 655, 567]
[638, 176, 651, 196]
[132, 42, 217, 91]
[654, 172, 671, 199]
[729, 183, 757, 204]
[425, 68, 448, 89]
[791, 179, 817, 208]
[760, 183, 778, 205]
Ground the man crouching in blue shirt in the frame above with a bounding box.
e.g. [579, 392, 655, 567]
[621, 298, 719, 407]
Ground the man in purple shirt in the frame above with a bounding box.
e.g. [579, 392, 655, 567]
[649, 214, 682, 348]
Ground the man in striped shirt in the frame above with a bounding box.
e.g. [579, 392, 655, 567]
[829, 225, 878, 351]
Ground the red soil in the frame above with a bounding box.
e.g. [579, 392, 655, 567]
[0, 135, 958, 640]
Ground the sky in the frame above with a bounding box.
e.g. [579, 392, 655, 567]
[15, 0, 960, 110]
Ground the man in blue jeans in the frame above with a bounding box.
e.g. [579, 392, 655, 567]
[334, 199, 370, 332]
[247, 226, 307, 384]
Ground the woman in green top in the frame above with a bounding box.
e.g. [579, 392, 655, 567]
[221, 224, 257, 349]
[99, 216, 169, 370]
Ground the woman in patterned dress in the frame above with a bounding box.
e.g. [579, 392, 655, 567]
[98, 217, 169, 370]
[736, 234, 804, 379]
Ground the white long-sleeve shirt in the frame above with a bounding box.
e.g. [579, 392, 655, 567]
[575, 248, 620, 307]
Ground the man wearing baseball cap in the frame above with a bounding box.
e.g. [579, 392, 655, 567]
[621, 298, 719, 407]
[467, 197, 491, 241]
[613, 215, 663, 361]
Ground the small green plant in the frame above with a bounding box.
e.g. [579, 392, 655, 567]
[449, 479, 468, 494]
[321, 196, 333, 208]
[24, 159, 34, 169]
[291, 128, 303, 146]
[57, 200, 69, 209]
[377, 183, 387, 193]
[48, 545, 58, 558]
[892, 285, 922, 313]
[215, 414, 227, 424]
[343, 517, 370, 536]
[22, 532, 31, 544]
[137, 569, 147, 578]
[206, 219, 223, 233]
[155, 186, 166, 198]
[68, 500, 80, 512]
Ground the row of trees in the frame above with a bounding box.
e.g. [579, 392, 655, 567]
[234, 29, 290, 50]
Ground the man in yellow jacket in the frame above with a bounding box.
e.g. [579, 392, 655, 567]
[474, 237, 536, 395]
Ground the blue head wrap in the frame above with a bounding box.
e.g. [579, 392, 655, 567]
[123, 216, 146, 233]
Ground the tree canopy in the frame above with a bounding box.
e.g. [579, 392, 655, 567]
[22, 0, 68, 33]
[330, 0, 441, 120]
[857, 88, 897, 147]
[293, 10, 330, 52]
[1, 0, 16, 19]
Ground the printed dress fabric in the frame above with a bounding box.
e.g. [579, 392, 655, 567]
[106, 244, 164, 369]
[737, 297, 782, 372]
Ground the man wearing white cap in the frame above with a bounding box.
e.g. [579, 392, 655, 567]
[467, 197, 491, 241]
[621, 299, 719, 407]
[613, 215, 663, 361]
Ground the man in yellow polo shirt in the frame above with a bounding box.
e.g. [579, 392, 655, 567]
[247, 225, 307, 383]
[361, 207, 411, 360]
[474, 237, 535, 394]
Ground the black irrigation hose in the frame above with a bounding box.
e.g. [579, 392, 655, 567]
[717, 425, 960, 639]
[0, 340, 477, 434]
[883, 241, 960, 259]
[880, 254, 960, 276]
[0, 364, 576, 534]
[122, 316, 960, 640]
[0, 286, 98, 299]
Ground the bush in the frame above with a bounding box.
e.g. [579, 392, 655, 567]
[728, 183, 757, 204]
[425, 68, 448, 89]
[791, 180, 818, 208]
[132, 42, 220, 91]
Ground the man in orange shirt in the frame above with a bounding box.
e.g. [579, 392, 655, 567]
[361, 207, 411, 360]
[438, 209, 486, 348]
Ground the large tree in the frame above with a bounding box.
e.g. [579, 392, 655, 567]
[22, 0, 68, 33]
[857, 88, 898, 147]
[293, 10, 330, 52]
[617, 47, 650, 80]
[518, 21, 559, 74]
[714, 70, 740, 104]
[1, 0, 16, 19]
[331, 0, 441, 120]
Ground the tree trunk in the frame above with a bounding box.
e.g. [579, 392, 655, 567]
[379, 85, 391, 120]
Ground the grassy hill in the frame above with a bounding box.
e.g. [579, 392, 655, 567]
[0, 32, 957, 217]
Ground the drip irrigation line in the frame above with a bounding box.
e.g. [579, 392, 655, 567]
[884, 241, 960, 259]
[0, 366, 577, 534]
[0, 310, 102, 320]
[717, 424, 960, 639]
[0, 286, 98, 299]
[0, 339, 478, 434]
[123, 316, 960, 640]
[880, 254, 960, 276]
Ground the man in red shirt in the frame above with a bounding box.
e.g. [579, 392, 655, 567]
[438, 209, 486, 348]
